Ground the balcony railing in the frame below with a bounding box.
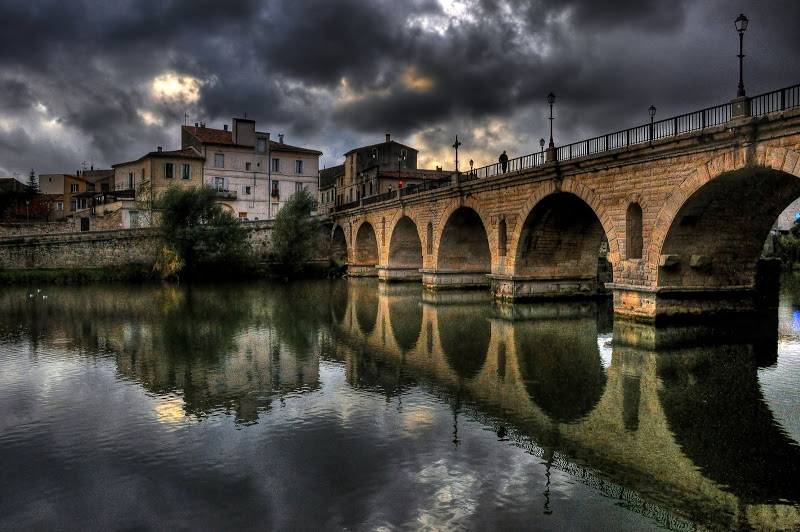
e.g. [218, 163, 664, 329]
[331, 83, 800, 214]
[216, 189, 237, 200]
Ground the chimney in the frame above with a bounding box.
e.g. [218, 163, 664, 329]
[278, 134, 284, 144]
[200, 122, 205, 128]
[195, 122, 198, 134]
[386, 133, 391, 143]
[157, 146, 162, 152]
[224, 124, 228, 131]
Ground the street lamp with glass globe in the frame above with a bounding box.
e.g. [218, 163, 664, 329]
[735, 13, 748, 97]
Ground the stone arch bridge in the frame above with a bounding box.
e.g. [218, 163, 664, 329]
[329, 86, 800, 322]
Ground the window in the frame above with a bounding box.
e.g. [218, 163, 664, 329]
[130, 211, 139, 228]
[372, 148, 378, 159]
[128, 172, 134, 188]
[295, 160, 304, 174]
[70, 184, 79, 193]
[181, 164, 191, 180]
[295, 182, 303, 194]
[214, 153, 224, 168]
[238, 212, 248, 219]
[56, 202, 63, 211]
[271, 158, 281, 172]
[213, 177, 227, 191]
[70, 200, 77, 211]
[242, 186, 251, 195]
[271, 181, 279, 197]
[165, 162, 174, 179]
[246, 162, 251, 171]
[257, 138, 267, 153]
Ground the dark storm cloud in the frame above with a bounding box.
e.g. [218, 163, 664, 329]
[0, 0, 797, 174]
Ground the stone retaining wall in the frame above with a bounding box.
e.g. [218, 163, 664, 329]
[0, 220, 276, 270]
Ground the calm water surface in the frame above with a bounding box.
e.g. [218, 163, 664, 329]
[1, 278, 799, 530]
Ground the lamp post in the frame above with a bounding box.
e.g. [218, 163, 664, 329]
[452, 135, 462, 172]
[547, 92, 556, 148]
[469, 159, 474, 175]
[735, 13, 748, 97]
[648, 105, 656, 144]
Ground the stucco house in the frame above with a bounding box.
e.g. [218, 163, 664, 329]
[181, 118, 322, 219]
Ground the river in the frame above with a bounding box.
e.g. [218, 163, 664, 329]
[0, 278, 798, 530]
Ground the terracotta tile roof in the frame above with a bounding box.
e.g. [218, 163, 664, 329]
[319, 164, 345, 188]
[182, 125, 233, 145]
[184, 125, 322, 155]
[269, 140, 322, 156]
[150, 147, 203, 158]
[344, 139, 417, 157]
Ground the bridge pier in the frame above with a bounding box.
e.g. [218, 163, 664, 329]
[421, 268, 490, 290]
[347, 263, 378, 277]
[377, 266, 422, 282]
[489, 274, 606, 300]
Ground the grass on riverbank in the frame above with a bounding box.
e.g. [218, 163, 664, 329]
[0, 264, 157, 284]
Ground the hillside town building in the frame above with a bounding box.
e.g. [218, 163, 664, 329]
[181, 119, 322, 219]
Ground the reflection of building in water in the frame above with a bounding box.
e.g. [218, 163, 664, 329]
[1, 284, 322, 424]
[331, 279, 800, 531]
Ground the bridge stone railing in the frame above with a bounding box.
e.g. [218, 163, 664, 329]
[332, 82, 800, 214]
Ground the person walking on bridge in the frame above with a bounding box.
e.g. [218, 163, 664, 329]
[499, 150, 509, 173]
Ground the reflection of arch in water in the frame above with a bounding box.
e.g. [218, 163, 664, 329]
[383, 283, 423, 351]
[436, 304, 491, 380]
[329, 280, 349, 324]
[351, 279, 379, 335]
[514, 317, 607, 423]
[658, 345, 800, 504]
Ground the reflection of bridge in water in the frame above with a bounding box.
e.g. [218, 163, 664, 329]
[332, 279, 800, 530]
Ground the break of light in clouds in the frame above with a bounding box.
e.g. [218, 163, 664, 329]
[0, 0, 798, 177]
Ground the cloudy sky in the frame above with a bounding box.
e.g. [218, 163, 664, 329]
[1, 0, 799, 178]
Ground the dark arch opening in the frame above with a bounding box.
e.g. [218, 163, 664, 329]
[388, 216, 423, 269]
[498, 219, 507, 257]
[354, 222, 379, 267]
[331, 225, 348, 264]
[437, 305, 491, 380]
[658, 169, 800, 289]
[426, 222, 433, 256]
[437, 207, 491, 272]
[626, 202, 643, 259]
[514, 193, 608, 280]
[514, 317, 606, 423]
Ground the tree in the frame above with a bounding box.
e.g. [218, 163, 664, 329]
[269, 188, 321, 275]
[155, 185, 249, 278]
[26, 169, 37, 195]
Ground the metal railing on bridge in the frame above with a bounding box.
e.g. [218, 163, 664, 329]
[332, 82, 800, 213]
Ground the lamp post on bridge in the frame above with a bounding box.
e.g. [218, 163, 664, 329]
[469, 159, 473, 176]
[649, 105, 656, 145]
[735, 13, 748, 97]
[452, 135, 462, 172]
[547, 92, 556, 148]
[731, 13, 751, 118]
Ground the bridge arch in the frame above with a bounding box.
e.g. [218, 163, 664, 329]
[509, 179, 618, 265]
[353, 220, 379, 268]
[387, 215, 423, 270]
[653, 149, 800, 289]
[436, 204, 493, 273]
[331, 225, 348, 264]
[510, 181, 611, 286]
